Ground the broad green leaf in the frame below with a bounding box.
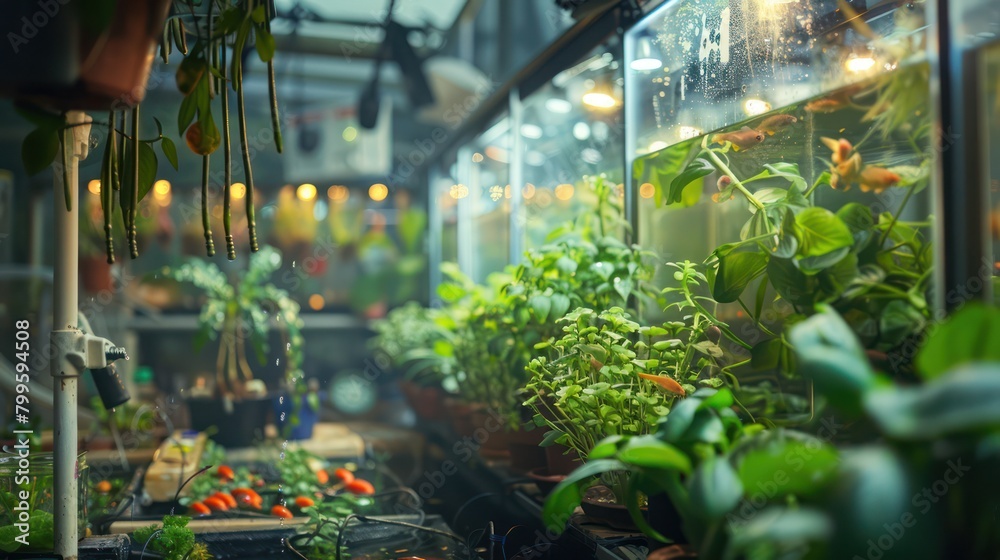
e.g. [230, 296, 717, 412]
[713, 251, 768, 303]
[550, 293, 571, 320]
[836, 202, 874, 234]
[773, 208, 799, 259]
[529, 295, 552, 322]
[22, 127, 60, 175]
[588, 435, 625, 459]
[916, 303, 1000, 380]
[178, 92, 198, 136]
[687, 457, 742, 520]
[878, 300, 926, 349]
[657, 397, 700, 443]
[255, 25, 276, 62]
[767, 257, 816, 307]
[797, 246, 850, 275]
[788, 305, 875, 416]
[160, 136, 179, 170]
[794, 207, 854, 258]
[736, 438, 838, 497]
[668, 157, 714, 205]
[726, 507, 832, 555]
[617, 435, 692, 473]
[826, 447, 937, 560]
[865, 364, 1000, 439]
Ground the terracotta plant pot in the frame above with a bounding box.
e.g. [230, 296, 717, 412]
[445, 398, 477, 438]
[647, 545, 698, 559]
[507, 427, 547, 473]
[80, 255, 113, 294]
[1, 0, 172, 108]
[527, 467, 567, 497]
[545, 443, 583, 476]
[400, 380, 445, 421]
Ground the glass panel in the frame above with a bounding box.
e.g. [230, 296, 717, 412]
[627, 0, 936, 418]
[984, 44, 1000, 303]
[519, 38, 626, 249]
[468, 117, 512, 283]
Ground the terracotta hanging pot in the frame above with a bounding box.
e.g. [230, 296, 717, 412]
[1, 0, 172, 109]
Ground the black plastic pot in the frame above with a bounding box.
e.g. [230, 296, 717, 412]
[647, 492, 687, 544]
[186, 396, 271, 448]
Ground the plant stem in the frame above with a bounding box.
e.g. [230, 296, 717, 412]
[103, 112, 116, 263]
[235, 77, 258, 251]
[221, 45, 235, 260]
[264, 12, 283, 154]
[700, 136, 765, 213]
[878, 184, 916, 247]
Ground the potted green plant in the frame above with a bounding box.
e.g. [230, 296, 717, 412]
[370, 301, 456, 421]
[158, 245, 305, 447]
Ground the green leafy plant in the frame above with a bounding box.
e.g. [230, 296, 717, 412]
[542, 387, 838, 557]
[133, 515, 211, 560]
[546, 304, 1000, 559]
[20, 0, 283, 262]
[637, 70, 934, 384]
[369, 301, 455, 388]
[158, 245, 303, 399]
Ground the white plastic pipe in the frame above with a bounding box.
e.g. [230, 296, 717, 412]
[51, 110, 91, 560]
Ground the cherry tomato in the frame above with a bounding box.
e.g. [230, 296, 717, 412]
[217, 465, 235, 481]
[235, 492, 261, 510]
[95, 480, 112, 494]
[294, 496, 315, 508]
[213, 492, 237, 509]
[333, 468, 354, 484]
[203, 496, 228, 512]
[190, 502, 211, 516]
[271, 505, 293, 519]
[345, 479, 375, 496]
[315, 470, 329, 485]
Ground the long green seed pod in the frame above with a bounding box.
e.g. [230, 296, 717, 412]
[222, 46, 235, 260]
[102, 111, 115, 263]
[202, 154, 215, 256]
[265, 16, 282, 153]
[160, 22, 171, 63]
[129, 105, 139, 258]
[236, 75, 257, 252]
[177, 19, 189, 55]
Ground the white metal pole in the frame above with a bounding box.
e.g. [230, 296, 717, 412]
[51, 110, 90, 560]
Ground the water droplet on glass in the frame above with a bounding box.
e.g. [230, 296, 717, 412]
[280, 412, 285, 421]
[89, 135, 99, 149]
[291, 261, 296, 268]
[275, 358, 280, 366]
[279, 396, 284, 405]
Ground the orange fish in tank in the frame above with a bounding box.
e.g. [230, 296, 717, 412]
[858, 166, 902, 193]
[711, 126, 765, 151]
[755, 114, 799, 136]
[805, 97, 849, 113]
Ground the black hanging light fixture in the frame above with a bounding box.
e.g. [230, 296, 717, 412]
[358, 0, 435, 129]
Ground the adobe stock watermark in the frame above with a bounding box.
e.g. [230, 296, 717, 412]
[7, 0, 71, 54]
[853, 458, 971, 560]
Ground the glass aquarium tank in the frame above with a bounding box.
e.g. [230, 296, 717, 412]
[627, 0, 936, 417]
[518, 37, 626, 249]
[0, 452, 87, 553]
[973, 4, 1000, 303]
